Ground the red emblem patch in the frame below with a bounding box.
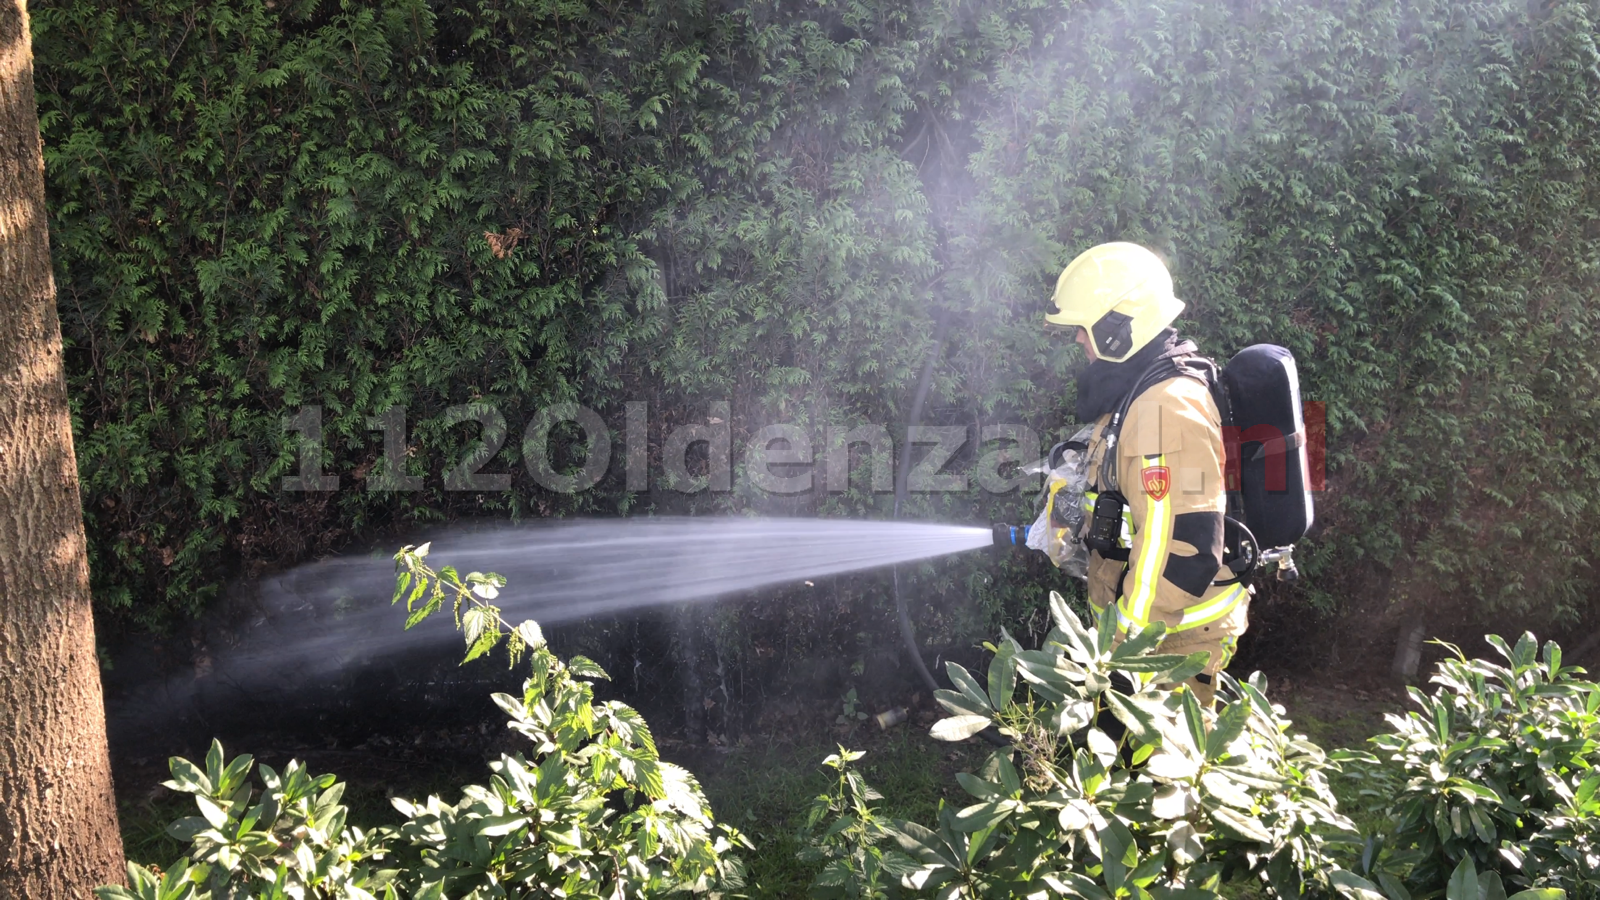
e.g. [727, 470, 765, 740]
[1141, 465, 1171, 501]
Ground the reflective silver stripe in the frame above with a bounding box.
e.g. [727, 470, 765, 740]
[1171, 583, 1248, 632]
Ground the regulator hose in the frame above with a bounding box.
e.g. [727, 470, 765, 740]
[891, 316, 1008, 748]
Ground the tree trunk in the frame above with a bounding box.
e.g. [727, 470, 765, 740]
[0, 1, 126, 894]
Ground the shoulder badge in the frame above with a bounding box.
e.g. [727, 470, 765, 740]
[1141, 465, 1170, 501]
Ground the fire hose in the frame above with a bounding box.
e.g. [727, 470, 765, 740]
[891, 316, 1008, 747]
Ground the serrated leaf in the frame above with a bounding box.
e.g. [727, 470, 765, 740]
[517, 620, 544, 649]
[462, 630, 497, 664]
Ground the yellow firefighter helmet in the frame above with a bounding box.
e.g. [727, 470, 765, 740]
[1045, 242, 1186, 363]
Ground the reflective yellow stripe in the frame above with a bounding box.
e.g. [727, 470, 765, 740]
[1118, 453, 1169, 628]
[1171, 583, 1248, 632]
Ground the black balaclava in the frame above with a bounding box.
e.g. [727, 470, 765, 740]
[1073, 327, 1203, 422]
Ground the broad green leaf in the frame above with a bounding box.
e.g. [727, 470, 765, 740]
[204, 740, 224, 790]
[1166, 821, 1204, 865]
[1104, 690, 1158, 743]
[462, 605, 494, 646]
[1087, 728, 1120, 768]
[1266, 849, 1301, 899]
[1113, 652, 1198, 674]
[1478, 871, 1508, 900]
[956, 772, 1002, 799]
[1330, 869, 1389, 900]
[1046, 871, 1112, 900]
[1096, 602, 1118, 654]
[945, 662, 993, 711]
[1210, 806, 1273, 843]
[165, 816, 210, 842]
[1543, 640, 1562, 678]
[930, 715, 992, 741]
[462, 630, 497, 664]
[1049, 700, 1095, 737]
[1511, 632, 1537, 671]
[1469, 805, 1495, 844]
[951, 799, 1020, 832]
[1150, 888, 1222, 900]
[1151, 784, 1199, 819]
[1206, 697, 1250, 759]
[391, 571, 412, 606]
[1048, 591, 1084, 642]
[1181, 689, 1207, 756]
[195, 794, 230, 830]
[1446, 855, 1479, 900]
[1377, 872, 1413, 900]
[988, 642, 1018, 710]
[886, 820, 957, 867]
[1200, 770, 1254, 809]
[1145, 748, 1200, 781]
[934, 688, 990, 718]
[478, 814, 530, 837]
[165, 757, 210, 794]
[1113, 621, 1167, 660]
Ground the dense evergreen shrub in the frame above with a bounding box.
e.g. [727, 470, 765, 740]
[96, 546, 747, 899]
[801, 591, 1374, 899]
[35, 0, 1600, 637]
[1349, 633, 1600, 897]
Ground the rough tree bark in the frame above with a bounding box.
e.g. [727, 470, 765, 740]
[0, 0, 126, 894]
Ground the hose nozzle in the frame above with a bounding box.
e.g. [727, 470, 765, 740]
[991, 523, 1024, 550]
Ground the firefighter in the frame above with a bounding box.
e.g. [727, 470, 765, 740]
[1045, 242, 1248, 706]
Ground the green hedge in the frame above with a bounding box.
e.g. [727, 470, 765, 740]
[37, 0, 1600, 631]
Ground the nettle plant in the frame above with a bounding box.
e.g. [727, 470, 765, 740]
[97, 544, 746, 900]
[1349, 633, 1599, 899]
[805, 591, 1378, 899]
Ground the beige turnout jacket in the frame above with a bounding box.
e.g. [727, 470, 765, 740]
[1081, 375, 1249, 652]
